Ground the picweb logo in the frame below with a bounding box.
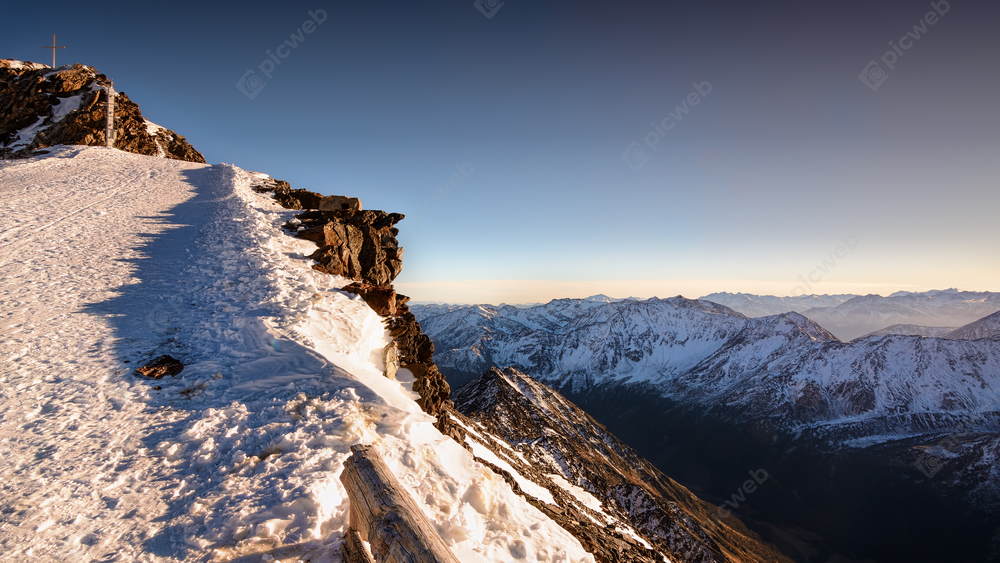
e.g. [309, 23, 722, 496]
[237, 9, 328, 99]
[621, 82, 712, 171]
[474, 0, 504, 19]
[859, 1, 950, 91]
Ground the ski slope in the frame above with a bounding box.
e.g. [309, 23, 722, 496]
[0, 146, 593, 563]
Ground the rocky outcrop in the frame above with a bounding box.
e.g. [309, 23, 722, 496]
[292, 209, 404, 287]
[254, 178, 463, 441]
[135, 355, 184, 378]
[0, 59, 205, 162]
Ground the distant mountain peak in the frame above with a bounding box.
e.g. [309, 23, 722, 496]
[946, 310, 1000, 341]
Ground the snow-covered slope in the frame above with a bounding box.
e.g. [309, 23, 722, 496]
[413, 297, 749, 391]
[946, 311, 1000, 341]
[668, 318, 1000, 435]
[453, 368, 792, 563]
[0, 147, 594, 562]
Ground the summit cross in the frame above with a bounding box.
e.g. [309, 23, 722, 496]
[42, 35, 66, 68]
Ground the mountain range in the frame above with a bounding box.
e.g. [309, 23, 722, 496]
[411, 296, 1000, 562]
[702, 289, 1000, 341]
[411, 296, 1000, 435]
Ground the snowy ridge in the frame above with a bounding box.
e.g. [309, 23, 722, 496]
[0, 147, 594, 562]
[452, 367, 792, 563]
[413, 297, 749, 391]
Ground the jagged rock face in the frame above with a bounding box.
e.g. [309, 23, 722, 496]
[299, 209, 404, 287]
[254, 178, 462, 441]
[274, 184, 403, 288]
[452, 367, 792, 563]
[0, 59, 205, 163]
[342, 283, 399, 316]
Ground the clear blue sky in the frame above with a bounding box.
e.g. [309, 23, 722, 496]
[4, 0, 998, 303]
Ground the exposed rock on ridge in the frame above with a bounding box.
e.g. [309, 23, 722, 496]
[452, 367, 792, 563]
[254, 179, 462, 441]
[1, 59, 205, 162]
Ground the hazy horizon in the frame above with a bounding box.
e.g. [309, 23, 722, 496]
[399, 282, 995, 307]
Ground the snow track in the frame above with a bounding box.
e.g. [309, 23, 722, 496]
[0, 147, 593, 563]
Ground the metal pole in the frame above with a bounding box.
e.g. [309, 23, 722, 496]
[105, 80, 115, 148]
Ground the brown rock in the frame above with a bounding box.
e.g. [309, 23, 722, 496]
[319, 195, 362, 212]
[135, 355, 184, 379]
[274, 189, 324, 210]
[342, 282, 396, 317]
[299, 222, 343, 248]
[309, 245, 351, 277]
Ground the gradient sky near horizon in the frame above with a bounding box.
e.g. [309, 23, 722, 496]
[3, 0, 998, 304]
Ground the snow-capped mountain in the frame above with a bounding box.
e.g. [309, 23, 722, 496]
[1, 59, 204, 162]
[699, 292, 855, 318]
[412, 297, 749, 391]
[413, 297, 1000, 562]
[700, 289, 1000, 341]
[452, 367, 791, 563]
[946, 311, 1000, 341]
[858, 324, 957, 339]
[413, 297, 1000, 435]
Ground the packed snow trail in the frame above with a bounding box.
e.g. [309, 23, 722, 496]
[0, 146, 594, 563]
